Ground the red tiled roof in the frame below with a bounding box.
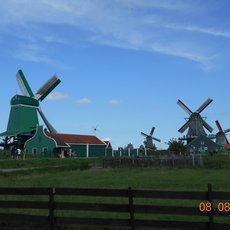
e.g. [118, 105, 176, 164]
[46, 132, 105, 146]
[50, 134, 70, 147]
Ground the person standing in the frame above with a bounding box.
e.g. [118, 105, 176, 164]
[17, 148, 21, 159]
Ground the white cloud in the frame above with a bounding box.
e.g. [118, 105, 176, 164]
[116, 0, 192, 11]
[46, 91, 68, 101]
[13, 43, 52, 63]
[0, 0, 227, 69]
[42, 35, 65, 43]
[12, 41, 70, 68]
[76, 98, 91, 105]
[109, 99, 120, 105]
[166, 24, 230, 38]
[150, 42, 216, 70]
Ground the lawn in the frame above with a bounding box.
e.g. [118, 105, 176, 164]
[0, 153, 230, 229]
[0, 156, 230, 191]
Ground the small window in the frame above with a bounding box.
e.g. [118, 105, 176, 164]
[32, 148, 37, 154]
[42, 147, 48, 153]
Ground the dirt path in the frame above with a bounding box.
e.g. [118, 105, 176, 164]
[0, 167, 39, 172]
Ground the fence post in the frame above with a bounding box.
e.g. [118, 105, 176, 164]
[49, 187, 56, 230]
[207, 184, 213, 230]
[128, 187, 135, 230]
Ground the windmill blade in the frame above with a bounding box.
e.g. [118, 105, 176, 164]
[177, 100, 193, 115]
[224, 128, 230, 133]
[196, 98, 213, 114]
[141, 132, 149, 137]
[225, 135, 229, 145]
[37, 107, 57, 133]
[202, 120, 213, 133]
[152, 137, 161, 142]
[223, 128, 230, 144]
[215, 120, 223, 132]
[16, 69, 34, 97]
[150, 127, 155, 136]
[36, 75, 61, 101]
[178, 120, 191, 133]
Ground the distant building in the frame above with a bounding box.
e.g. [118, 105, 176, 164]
[103, 140, 113, 157]
[25, 126, 106, 157]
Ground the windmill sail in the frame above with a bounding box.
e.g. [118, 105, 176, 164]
[37, 107, 57, 133]
[16, 70, 34, 97]
[178, 120, 190, 133]
[152, 137, 161, 142]
[224, 128, 230, 133]
[196, 98, 213, 114]
[202, 120, 213, 133]
[141, 132, 149, 137]
[177, 100, 193, 116]
[215, 120, 223, 132]
[36, 75, 61, 101]
[225, 136, 229, 145]
[150, 127, 155, 136]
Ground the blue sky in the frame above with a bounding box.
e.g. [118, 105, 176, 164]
[1, 0, 230, 149]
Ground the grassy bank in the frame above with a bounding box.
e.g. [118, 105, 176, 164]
[0, 155, 230, 191]
[0, 162, 230, 191]
[0, 153, 230, 229]
[0, 165, 230, 229]
[0, 151, 230, 190]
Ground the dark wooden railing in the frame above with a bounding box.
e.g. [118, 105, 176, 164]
[0, 184, 230, 229]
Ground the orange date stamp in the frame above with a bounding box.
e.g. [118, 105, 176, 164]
[199, 202, 230, 214]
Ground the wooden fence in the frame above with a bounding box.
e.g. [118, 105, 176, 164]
[0, 184, 230, 229]
[103, 156, 202, 168]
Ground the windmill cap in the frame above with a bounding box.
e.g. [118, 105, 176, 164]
[11, 95, 39, 107]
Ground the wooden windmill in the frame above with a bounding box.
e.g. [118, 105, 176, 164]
[177, 98, 213, 144]
[0, 70, 61, 148]
[141, 127, 161, 149]
[215, 120, 230, 147]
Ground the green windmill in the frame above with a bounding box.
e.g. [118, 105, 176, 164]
[0, 70, 61, 148]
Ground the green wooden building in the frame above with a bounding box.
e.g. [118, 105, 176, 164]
[25, 126, 107, 157]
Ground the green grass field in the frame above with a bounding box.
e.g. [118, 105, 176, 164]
[1, 152, 230, 229]
[0, 153, 230, 191]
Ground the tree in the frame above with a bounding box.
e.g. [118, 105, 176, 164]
[167, 138, 187, 155]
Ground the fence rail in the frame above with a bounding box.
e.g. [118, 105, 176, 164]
[103, 156, 203, 167]
[0, 184, 230, 229]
